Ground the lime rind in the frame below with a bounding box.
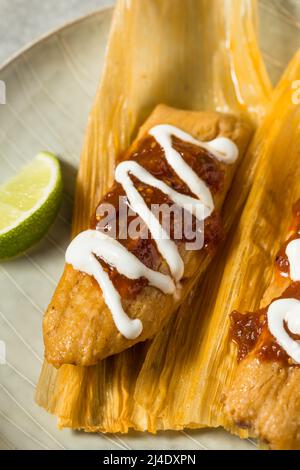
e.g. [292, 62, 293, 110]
[0, 152, 63, 259]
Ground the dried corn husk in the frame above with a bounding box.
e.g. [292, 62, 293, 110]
[36, 0, 272, 433]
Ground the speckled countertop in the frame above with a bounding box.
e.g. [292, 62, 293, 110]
[0, 0, 115, 65]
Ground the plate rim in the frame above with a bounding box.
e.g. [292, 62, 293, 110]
[0, 5, 114, 74]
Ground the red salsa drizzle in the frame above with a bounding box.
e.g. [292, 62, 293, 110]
[230, 199, 300, 366]
[229, 310, 265, 362]
[90, 134, 225, 299]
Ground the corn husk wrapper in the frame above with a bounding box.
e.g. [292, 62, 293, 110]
[131, 49, 300, 437]
[36, 0, 272, 432]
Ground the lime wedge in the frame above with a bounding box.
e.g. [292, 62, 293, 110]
[0, 152, 63, 258]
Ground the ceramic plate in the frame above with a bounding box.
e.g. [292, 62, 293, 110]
[0, 3, 299, 450]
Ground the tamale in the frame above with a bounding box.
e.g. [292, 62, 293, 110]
[225, 201, 300, 449]
[36, 0, 272, 432]
[44, 105, 251, 367]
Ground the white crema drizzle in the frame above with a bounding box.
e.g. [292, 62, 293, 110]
[66, 124, 239, 339]
[267, 238, 300, 364]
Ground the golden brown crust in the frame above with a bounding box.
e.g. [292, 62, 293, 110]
[225, 356, 300, 449]
[43, 105, 251, 367]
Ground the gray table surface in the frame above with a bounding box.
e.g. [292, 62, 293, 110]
[0, 0, 115, 66]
